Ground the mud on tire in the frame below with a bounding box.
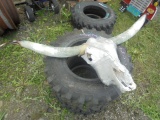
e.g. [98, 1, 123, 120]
[44, 29, 133, 114]
[71, 2, 117, 34]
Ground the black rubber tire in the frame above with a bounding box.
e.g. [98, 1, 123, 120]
[142, 19, 149, 27]
[50, 0, 60, 14]
[24, 6, 35, 22]
[71, 2, 117, 34]
[44, 29, 133, 114]
[117, 45, 133, 73]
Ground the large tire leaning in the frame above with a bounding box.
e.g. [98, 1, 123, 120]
[71, 2, 117, 34]
[44, 29, 133, 114]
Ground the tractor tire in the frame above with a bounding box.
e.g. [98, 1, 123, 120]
[71, 2, 117, 34]
[24, 6, 35, 22]
[44, 29, 133, 114]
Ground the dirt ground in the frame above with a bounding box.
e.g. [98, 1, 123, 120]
[1, 2, 160, 120]
[1, 86, 150, 120]
[3, 102, 151, 120]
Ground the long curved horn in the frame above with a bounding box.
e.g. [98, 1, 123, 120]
[109, 14, 147, 44]
[14, 40, 87, 58]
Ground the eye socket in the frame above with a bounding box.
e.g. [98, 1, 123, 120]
[89, 58, 92, 61]
[87, 53, 92, 61]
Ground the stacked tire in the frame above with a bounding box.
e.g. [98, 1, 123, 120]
[44, 1, 133, 115]
[44, 29, 133, 114]
[71, 2, 117, 34]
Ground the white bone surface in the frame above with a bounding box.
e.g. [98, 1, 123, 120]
[82, 37, 136, 93]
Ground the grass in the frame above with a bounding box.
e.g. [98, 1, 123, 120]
[0, 1, 160, 120]
[0, 7, 73, 119]
[0, 112, 5, 120]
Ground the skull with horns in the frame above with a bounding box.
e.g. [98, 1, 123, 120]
[14, 14, 146, 93]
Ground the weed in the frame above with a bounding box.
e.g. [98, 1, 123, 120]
[0, 112, 5, 120]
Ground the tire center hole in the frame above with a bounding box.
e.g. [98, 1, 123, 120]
[66, 40, 98, 79]
[83, 6, 107, 19]
[67, 56, 98, 79]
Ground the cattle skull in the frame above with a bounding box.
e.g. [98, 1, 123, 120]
[82, 37, 136, 93]
[14, 14, 146, 93]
